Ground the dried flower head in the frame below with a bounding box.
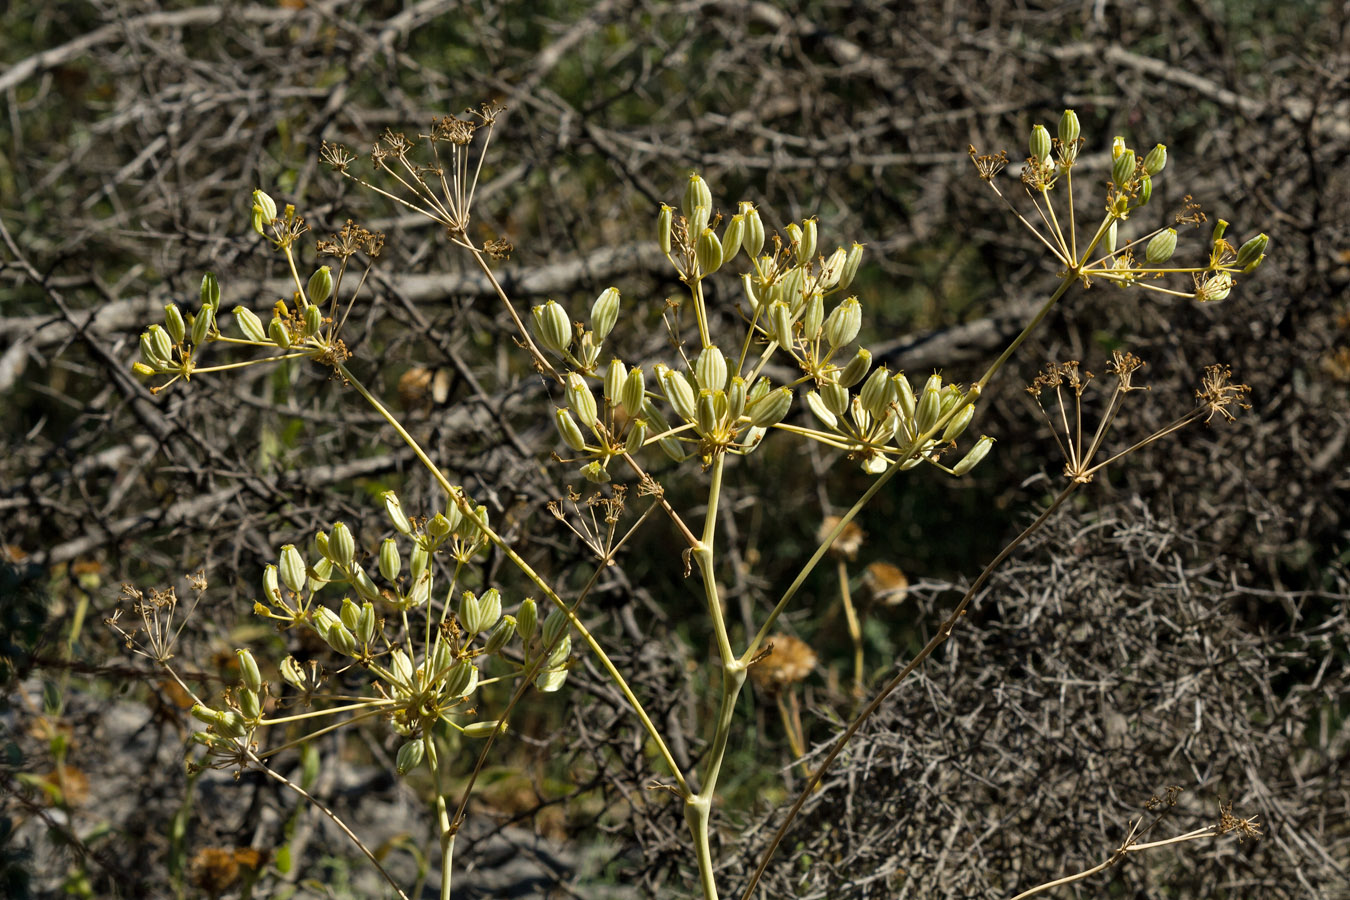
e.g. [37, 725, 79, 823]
[1195, 364, 1251, 422]
[968, 145, 1010, 182]
[819, 515, 865, 560]
[750, 634, 818, 692]
[1217, 800, 1262, 843]
[863, 561, 910, 606]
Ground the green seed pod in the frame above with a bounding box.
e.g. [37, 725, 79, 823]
[191, 305, 213, 346]
[804, 390, 838, 429]
[1030, 124, 1051, 164]
[236, 649, 262, 693]
[838, 347, 872, 389]
[859, 366, 894, 419]
[786, 222, 802, 249]
[396, 739, 425, 775]
[746, 387, 791, 428]
[262, 563, 281, 605]
[1196, 271, 1233, 303]
[541, 606, 568, 648]
[690, 204, 710, 238]
[200, 272, 221, 314]
[657, 204, 673, 256]
[722, 213, 746, 262]
[1105, 220, 1118, 254]
[797, 219, 818, 266]
[307, 266, 333, 305]
[216, 710, 249, 740]
[727, 376, 747, 421]
[479, 588, 503, 633]
[353, 564, 380, 601]
[1143, 143, 1167, 177]
[445, 660, 479, 698]
[565, 374, 598, 429]
[459, 590, 486, 634]
[356, 601, 376, 646]
[894, 374, 917, 420]
[517, 598, 538, 647]
[531, 301, 572, 356]
[1235, 233, 1269, 268]
[658, 435, 686, 461]
[696, 228, 723, 276]
[780, 266, 805, 307]
[1145, 228, 1178, 265]
[621, 367, 646, 417]
[768, 301, 794, 346]
[818, 247, 847, 290]
[252, 189, 277, 223]
[139, 332, 166, 370]
[682, 173, 711, 221]
[661, 366, 698, 423]
[300, 304, 319, 340]
[148, 325, 174, 366]
[590, 287, 621, 341]
[279, 656, 307, 689]
[820, 382, 849, 417]
[234, 307, 267, 342]
[325, 619, 357, 657]
[237, 687, 261, 721]
[838, 242, 864, 292]
[953, 435, 995, 475]
[801, 292, 824, 341]
[1058, 109, 1080, 147]
[462, 720, 506, 739]
[823, 297, 862, 349]
[624, 419, 647, 454]
[555, 407, 587, 451]
[741, 202, 765, 260]
[939, 384, 963, 419]
[381, 492, 412, 536]
[696, 345, 728, 392]
[279, 545, 306, 594]
[309, 557, 331, 593]
[915, 378, 942, 435]
[268, 316, 291, 349]
[164, 304, 186, 345]
[544, 634, 572, 671]
[330, 522, 355, 568]
[603, 359, 627, 407]
[190, 703, 220, 727]
[379, 538, 401, 582]
[1112, 148, 1136, 189]
[695, 390, 720, 436]
[409, 546, 430, 586]
[740, 273, 761, 311]
[483, 615, 516, 655]
[1138, 173, 1153, 206]
[942, 404, 975, 442]
[426, 512, 451, 541]
[536, 654, 569, 692]
[131, 362, 156, 376]
[250, 205, 266, 236]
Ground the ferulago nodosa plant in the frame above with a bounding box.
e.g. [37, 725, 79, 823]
[113, 106, 1266, 899]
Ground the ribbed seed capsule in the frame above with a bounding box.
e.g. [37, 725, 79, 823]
[1058, 109, 1080, 147]
[821, 382, 849, 417]
[566, 374, 598, 429]
[237, 687, 261, 721]
[838, 243, 864, 291]
[661, 367, 698, 422]
[838, 347, 871, 389]
[1112, 148, 1136, 189]
[268, 317, 291, 349]
[330, 522, 355, 568]
[325, 620, 356, 656]
[234, 306, 267, 342]
[356, 601, 376, 646]
[236, 649, 262, 692]
[252, 189, 277, 223]
[953, 435, 995, 475]
[200, 272, 221, 313]
[303, 304, 322, 337]
[741, 273, 760, 310]
[915, 380, 941, 435]
[942, 404, 975, 442]
[148, 325, 174, 365]
[1235, 233, 1269, 268]
[426, 511, 451, 540]
[445, 661, 479, 699]
[279, 545, 306, 593]
[1138, 174, 1153, 206]
[396, 740, 425, 775]
[682, 173, 711, 221]
[894, 374, 917, 420]
[657, 204, 673, 256]
[690, 204, 709, 237]
[352, 567, 380, 602]
[379, 538, 400, 582]
[696, 346, 728, 392]
[621, 368, 646, 417]
[1105, 220, 1118, 254]
[746, 387, 789, 428]
[696, 391, 720, 436]
[819, 248, 847, 290]
[532, 301, 571, 356]
[804, 391, 838, 429]
[307, 266, 333, 305]
[780, 266, 805, 308]
[823, 297, 862, 349]
[340, 597, 361, 632]
[859, 366, 894, 419]
[262, 564, 281, 605]
[462, 721, 506, 739]
[801, 293, 824, 341]
[164, 304, 186, 344]
[798, 219, 817, 266]
[604, 359, 627, 407]
[741, 202, 765, 260]
[541, 606, 568, 647]
[483, 615, 516, 655]
[696, 228, 723, 276]
[383, 492, 412, 535]
[517, 598, 538, 647]
[1030, 124, 1051, 164]
[139, 332, 166, 369]
[769, 301, 794, 346]
[722, 214, 745, 262]
[590, 287, 620, 341]
[1145, 228, 1178, 264]
[477, 588, 502, 633]
[658, 435, 687, 461]
[459, 591, 483, 634]
[623, 420, 647, 454]
[727, 377, 747, 421]
[1143, 143, 1167, 177]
